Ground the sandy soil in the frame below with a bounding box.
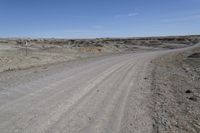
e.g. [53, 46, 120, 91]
[0, 43, 114, 73]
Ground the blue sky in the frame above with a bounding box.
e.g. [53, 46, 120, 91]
[0, 0, 200, 38]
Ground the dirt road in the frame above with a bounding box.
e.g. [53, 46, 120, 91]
[0, 46, 196, 133]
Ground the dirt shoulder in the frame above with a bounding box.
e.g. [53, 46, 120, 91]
[0, 41, 156, 73]
[149, 45, 200, 132]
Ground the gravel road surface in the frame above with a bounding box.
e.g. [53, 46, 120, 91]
[0, 46, 196, 133]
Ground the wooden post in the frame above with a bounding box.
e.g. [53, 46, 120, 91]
[25, 41, 28, 56]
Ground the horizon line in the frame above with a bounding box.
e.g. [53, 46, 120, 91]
[0, 34, 200, 40]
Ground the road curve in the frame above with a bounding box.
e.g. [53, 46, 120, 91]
[0, 49, 179, 133]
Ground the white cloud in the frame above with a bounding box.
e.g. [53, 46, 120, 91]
[127, 13, 139, 17]
[115, 12, 139, 18]
[93, 25, 104, 29]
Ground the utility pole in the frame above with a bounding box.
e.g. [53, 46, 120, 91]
[25, 41, 28, 56]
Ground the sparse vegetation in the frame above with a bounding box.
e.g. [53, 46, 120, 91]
[0, 35, 199, 73]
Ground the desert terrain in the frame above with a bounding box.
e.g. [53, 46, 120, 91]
[0, 36, 199, 73]
[0, 35, 200, 133]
